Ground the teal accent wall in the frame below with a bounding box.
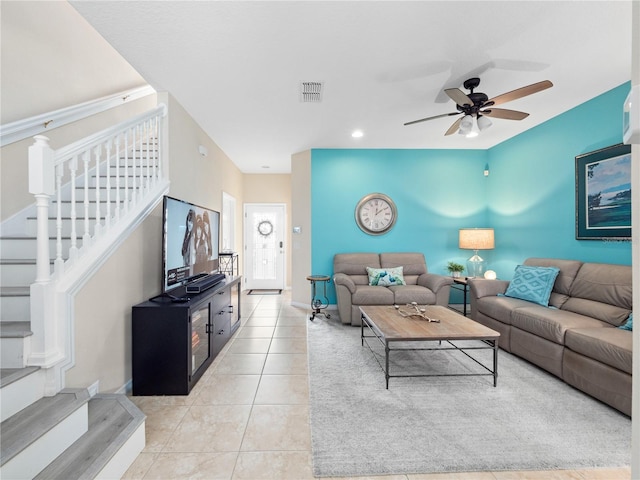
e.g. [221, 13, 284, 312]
[487, 83, 632, 278]
[311, 83, 632, 303]
[311, 149, 489, 303]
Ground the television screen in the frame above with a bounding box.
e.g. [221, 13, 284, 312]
[162, 196, 220, 292]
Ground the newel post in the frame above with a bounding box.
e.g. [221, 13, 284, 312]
[29, 135, 55, 283]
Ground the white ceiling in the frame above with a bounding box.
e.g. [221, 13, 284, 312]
[70, 1, 632, 174]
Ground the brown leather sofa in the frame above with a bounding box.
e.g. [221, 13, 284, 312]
[469, 258, 632, 416]
[333, 252, 453, 326]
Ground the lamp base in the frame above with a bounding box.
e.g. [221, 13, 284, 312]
[466, 252, 486, 278]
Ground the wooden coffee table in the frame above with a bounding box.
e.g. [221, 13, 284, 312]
[360, 305, 500, 389]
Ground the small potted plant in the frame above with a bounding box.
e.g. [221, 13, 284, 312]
[446, 261, 465, 278]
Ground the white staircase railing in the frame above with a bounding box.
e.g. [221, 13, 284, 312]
[27, 104, 169, 394]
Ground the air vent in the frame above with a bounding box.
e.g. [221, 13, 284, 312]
[300, 81, 323, 103]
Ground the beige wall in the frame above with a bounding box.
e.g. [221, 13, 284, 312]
[243, 174, 292, 287]
[67, 92, 244, 391]
[290, 150, 311, 305]
[0, 0, 151, 221]
[0, 1, 245, 392]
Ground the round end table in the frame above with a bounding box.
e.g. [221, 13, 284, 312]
[306, 275, 331, 321]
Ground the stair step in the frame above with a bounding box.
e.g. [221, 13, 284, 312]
[0, 236, 81, 259]
[35, 395, 145, 480]
[0, 321, 32, 338]
[0, 366, 39, 388]
[0, 389, 90, 479]
[0, 288, 31, 321]
[0, 260, 40, 286]
[0, 367, 44, 422]
[0, 286, 30, 296]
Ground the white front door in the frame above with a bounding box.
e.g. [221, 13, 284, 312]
[244, 203, 285, 290]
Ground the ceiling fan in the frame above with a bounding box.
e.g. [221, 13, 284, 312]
[404, 77, 553, 136]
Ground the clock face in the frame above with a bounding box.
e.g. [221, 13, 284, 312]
[355, 193, 397, 235]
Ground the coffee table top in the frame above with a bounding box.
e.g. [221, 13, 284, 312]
[360, 305, 499, 343]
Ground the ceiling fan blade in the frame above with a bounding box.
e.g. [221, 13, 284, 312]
[481, 108, 529, 120]
[444, 117, 463, 136]
[445, 88, 474, 107]
[404, 112, 459, 126]
[487, 80, 553, 106]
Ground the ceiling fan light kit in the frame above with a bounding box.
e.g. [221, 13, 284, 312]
[405, 77, 553, 137]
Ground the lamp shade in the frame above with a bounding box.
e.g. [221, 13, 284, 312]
[477, 115, 492, 131]
[459, 228, 495, 250]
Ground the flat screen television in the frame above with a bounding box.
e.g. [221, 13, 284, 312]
[162, 195, 220, 293]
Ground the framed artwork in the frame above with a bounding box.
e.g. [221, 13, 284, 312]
[575, 143, 632, 240]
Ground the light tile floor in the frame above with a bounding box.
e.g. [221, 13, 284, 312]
[123, 291, 631, 480]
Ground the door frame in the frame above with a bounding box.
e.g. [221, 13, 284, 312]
[243, 202, 287, 291]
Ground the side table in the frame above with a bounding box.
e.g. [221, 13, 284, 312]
[450, 277, 469, 316]
[219, 252, 238, 276]
[306, 275, 331, 321]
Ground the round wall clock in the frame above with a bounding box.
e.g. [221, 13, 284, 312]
[355, 193, 397, 235]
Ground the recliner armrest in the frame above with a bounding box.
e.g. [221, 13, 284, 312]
[333, 273, 356, 294]
[417, 273, 453, 293]
[468, 278, 509, 298]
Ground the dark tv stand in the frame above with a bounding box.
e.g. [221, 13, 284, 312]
[132, 275, 241, 395]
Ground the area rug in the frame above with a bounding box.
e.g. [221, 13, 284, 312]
[247, 289, 281, 295]
[307, 317, 631, 477]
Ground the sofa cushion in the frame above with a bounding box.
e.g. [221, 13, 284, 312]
[334, 253, 381, 286]
[351, 285, 395, 305]
[366, 266, 406, 286]
[565, 327, 632, 374]
[334, 253, 381, 275]
[390, 285, 436, 305]
[564, 262, 632, 326]
[523, 258, 583, 308]
[379, 253, 427, 285]
[504, 265, 560, 306]
[475, 296, 534, 325]
[561, 297, 631, 328]
[511, 306, 608, 345]
[619, 313, 633, 331]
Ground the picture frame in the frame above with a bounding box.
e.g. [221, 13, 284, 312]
[575, 143, 632, 240]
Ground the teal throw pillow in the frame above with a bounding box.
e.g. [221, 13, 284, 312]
[619, 313, 633, 331]
[366, 266, 406, 287]
[504, 265, 560, 307]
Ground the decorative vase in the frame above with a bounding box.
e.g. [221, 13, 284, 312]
[452, 272, 461, 278]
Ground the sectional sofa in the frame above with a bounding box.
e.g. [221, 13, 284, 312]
[469, 257, 633, 416]
[333, 252, 453, 325]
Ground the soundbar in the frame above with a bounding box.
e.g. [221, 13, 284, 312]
[185, 273, 226, 294]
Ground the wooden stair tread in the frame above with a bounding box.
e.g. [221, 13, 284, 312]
[0, 321, 32, 338]
[34, 395, 145, 480]
[0, 286, 30, 296]
[0, 388, 90, 466]
[0, 366, 39, 388]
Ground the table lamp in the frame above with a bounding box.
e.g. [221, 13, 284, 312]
[459, 228, 495, 278]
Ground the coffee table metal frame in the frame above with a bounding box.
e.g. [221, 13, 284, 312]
[360, 305, 499, 389]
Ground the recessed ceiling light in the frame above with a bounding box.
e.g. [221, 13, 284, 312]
[352, 130, 364, 138]
[261, 165, 270, 169]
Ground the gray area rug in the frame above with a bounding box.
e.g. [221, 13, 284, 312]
[307, 317, 631, 477]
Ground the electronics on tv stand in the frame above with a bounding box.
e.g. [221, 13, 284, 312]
[185, 273, 226, 294]
[148, 291, 191, 303]
[149, 273, 226, 302]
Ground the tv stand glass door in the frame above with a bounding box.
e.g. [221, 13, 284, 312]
[190, 303, 211, 375]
